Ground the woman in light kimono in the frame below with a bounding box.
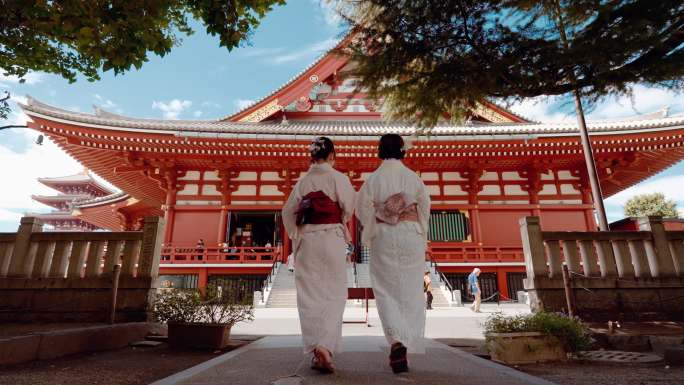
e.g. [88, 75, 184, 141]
[357, 133, 430, 374]
[282, 137, 356, 373]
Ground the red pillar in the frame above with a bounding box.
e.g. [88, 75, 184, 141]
[198, 268, 208, 290]
[496, 267, 509, 300]
[163, 188, 177, 243]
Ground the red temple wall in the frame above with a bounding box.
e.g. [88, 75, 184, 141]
[171, 210, 222, 245]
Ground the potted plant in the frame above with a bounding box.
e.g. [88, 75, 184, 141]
[153, 283, 254, 349]
[484, 312, 591, 365]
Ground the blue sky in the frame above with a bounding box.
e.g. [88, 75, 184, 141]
[0, 1, 682, 231]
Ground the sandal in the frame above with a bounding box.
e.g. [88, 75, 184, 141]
[389, 343, 408, 374]
[311, 348, 335, 374]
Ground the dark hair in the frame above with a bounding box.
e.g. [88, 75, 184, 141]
[378, 134, 405, 160]
[310, 136, 335, 161]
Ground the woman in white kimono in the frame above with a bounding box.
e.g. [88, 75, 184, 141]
[282, 137, 356, 373]
[357, 134, 430, 374]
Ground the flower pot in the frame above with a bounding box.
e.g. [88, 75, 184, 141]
[167, 322, 231, 349]
[486, 332, 567, 365]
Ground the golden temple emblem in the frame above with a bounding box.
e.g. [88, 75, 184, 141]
[238, 99, 282, 122]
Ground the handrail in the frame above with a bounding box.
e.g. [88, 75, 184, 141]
[428, 251, 457, 302]
[259, 254, 281, 298]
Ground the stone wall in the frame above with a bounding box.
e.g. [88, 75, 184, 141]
[520, 216, 684, 321]
[0, 217, 164, 323]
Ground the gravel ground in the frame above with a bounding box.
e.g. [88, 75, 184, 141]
[0, 339, 255, 385]
[516, 360, 684, 385]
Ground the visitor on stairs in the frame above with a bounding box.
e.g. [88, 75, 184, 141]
[356, 134, 431, 374]
[424, 271, 433, 310]
[281, 136, 356, 374]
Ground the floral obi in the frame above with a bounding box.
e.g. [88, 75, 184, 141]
[375, 192, 419, 224]
[295, 191, 342, 226]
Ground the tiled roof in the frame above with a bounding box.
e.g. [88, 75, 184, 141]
[22, 97, 684, 138]
[74, 191, 129, 208]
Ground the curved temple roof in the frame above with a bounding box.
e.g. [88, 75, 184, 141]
[21, 97, 684, 139]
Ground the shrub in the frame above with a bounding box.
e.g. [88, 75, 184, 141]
[484, 312, 592, 352]
[153, 283, 254, 326]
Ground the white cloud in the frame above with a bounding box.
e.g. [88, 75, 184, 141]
[312, 0, 344, 28]
[201, 101, 221, 109]
[233, 99, 255, 111]
[0, 134, 83, 231]
[93, 94, 121, 112]
[587, 85, 684, 119]
[241, 47, 286, 58]
[508, 96, 574, 123]
[0, 72, 45, 87]
[151, 99, 192, 119]
[605, 174, 684, 221]
[271, 38, 338, 64]
[193, 110, 203, 118]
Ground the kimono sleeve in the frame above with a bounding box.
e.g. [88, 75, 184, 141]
[281, 180, 302, 241]
[416, 176, 431, 244]
[335, 173, 357, 225]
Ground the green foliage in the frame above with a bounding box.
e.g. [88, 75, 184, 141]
[341, 0, 684, 126]
[153, 283, 254, 325]
[1, 0, 284, 83]
[0, 92, 10, 121]
[624, 193, 680, 218]
[484, 312, 592, 352]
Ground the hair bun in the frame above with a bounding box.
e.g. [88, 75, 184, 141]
[309, 137, 326, 156]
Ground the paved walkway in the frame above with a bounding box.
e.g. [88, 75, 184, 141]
[150, 335, 555, 385]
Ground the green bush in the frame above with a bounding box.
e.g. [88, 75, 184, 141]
[484, 312, 592, 352]
[153, 283, 254, 326]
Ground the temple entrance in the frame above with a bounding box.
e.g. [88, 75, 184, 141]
[226, 211, 282, 248]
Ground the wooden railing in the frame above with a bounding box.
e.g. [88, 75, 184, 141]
[0, 216, 164, 322]
[160, 245, 282, 264]
[519, 216, 684, 320]
[428, 243, 523, 263]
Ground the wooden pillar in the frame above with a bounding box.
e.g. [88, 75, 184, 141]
[496, 267, 509, 300]
[466, 169, 483, 244]
[217, 185, 229, 243]
[163, 188, 177, 244]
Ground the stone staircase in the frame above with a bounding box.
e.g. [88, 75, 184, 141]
[265, 264, 297, 308]
[265, 261, 454, 308]
[426, 262, 458, 307]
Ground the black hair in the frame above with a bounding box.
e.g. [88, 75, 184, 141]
[378, 133, 405, 160]
[310, 136, 335, 161]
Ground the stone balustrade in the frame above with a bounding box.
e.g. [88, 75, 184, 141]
[0, 216, 165, 323]
[520, 216, 684, 321]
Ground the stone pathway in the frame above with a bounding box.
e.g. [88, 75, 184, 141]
[150, 336, 556, 385]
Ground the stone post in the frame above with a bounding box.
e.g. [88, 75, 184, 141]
[638, 216, 677, 277]
[520, 216, 546, 279]
[137, 217, 165, 278]
[8, 217, 42, 277]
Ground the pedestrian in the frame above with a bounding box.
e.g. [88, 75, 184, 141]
[195, 238, 205, 261]
[357, 134, 431, 374]
[287, 252, 295, 272]
[424, 271, 433, 310]
[281, 136, 356, 374]
[468, 268, 482, 313]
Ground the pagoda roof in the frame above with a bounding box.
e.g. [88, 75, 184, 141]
[32, 194, 90, 202]
[21, 97, 684, 139]
[37, 169, 115, 195]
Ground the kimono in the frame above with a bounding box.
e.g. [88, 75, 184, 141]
[281, 162, 356, 355]
[356, 159, 431, 353]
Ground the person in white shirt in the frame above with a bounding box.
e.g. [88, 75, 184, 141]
[357, 134, 430, 374]
[281, 137, 356, 374]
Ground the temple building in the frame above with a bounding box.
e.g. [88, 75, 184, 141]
[20, 40, 684, 302]
[28, 171, 114, 231]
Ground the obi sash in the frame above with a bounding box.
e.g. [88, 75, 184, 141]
[296, 191, 343, 226]
[375, 192, 419, 224]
